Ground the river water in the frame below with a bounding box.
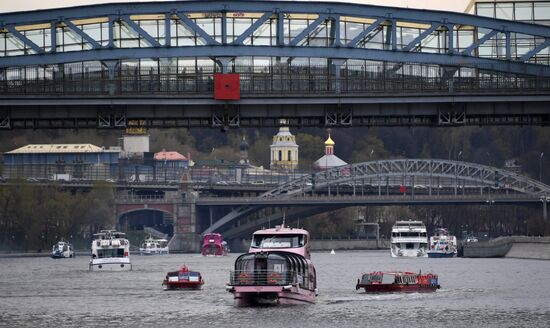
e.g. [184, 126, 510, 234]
[1, 251, 549, 328]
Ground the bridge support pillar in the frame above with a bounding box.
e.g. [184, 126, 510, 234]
[544, 200, 548, 220]
[167, 188, 201, 252]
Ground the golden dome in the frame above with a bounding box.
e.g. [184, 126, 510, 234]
[325, 135, 335, 146]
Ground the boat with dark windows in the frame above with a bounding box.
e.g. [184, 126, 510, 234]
[427, 228, 458, 258]
[356, 271, 440, 293]
[390, 220, 428, 257]
[162, 265, 204, 290]
[51, 240, 75, 259]
[201, 233, 229, 256]
[226, 225, 317, 306]
[89, 230, 132, 271]
[139, 236, 169, 255]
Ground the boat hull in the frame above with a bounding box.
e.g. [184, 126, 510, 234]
[51, 252, 73, 259]
[163, 282, 203, 290]
[139, 248, 169, 255]
[390, 247, 428, 258]
[357, 284, 440, 293]
[230, 285, 316, 306]
[89, 258, 132, 271]
[427, 251, 457, 258]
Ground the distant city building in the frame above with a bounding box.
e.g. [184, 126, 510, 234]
[313, 132, 347, 170]
[2, 143, 119, 180]
[120, 132, 150, 160]
[270, 121, 299, 170]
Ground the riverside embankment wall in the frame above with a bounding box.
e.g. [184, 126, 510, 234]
[463, 236, 550, 260]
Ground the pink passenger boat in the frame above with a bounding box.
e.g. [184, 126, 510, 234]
[226, 225, 318, 306]
[201, 233, 229, 256]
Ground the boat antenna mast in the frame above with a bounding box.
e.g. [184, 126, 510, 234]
[282, 209, 286, 227]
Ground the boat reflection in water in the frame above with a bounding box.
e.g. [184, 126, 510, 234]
[226, 225, 317, 306]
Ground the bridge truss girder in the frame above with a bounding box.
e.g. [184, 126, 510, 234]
[202, 159, 550, 234]
[1, 1, 550, 76]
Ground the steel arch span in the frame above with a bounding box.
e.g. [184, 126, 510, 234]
[202, 159, 550, 234]
[1, 0, 550, 76]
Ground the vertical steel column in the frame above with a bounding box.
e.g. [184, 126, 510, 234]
[108, 16, 115, 48]
[330, 15, 341, 47]
[277, 12, 285, 46]
[391, 19, 397, 51]
[50, 20, 57, 53]
[447, 24, 454, 54]
[505, 31, 511, 61]
[165, 12, 171, 47]
[221, 11, 227, 45]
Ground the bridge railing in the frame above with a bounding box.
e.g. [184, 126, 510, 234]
[2, 63, 550, 97]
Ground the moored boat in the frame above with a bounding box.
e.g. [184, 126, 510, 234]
[390, 220, 429, 257]
[139, 236, 169, 255]
[51, 240, 75, 259]
[427, 228, 458, 258]
[162, 265, 204, 290]
[89, 230, 132, 271]
[356, 271, 440, 293]
[225, 224, 317, 306]
[201, 233, 229, 256]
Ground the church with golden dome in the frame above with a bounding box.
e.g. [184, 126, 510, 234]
[313, 131, 347, 170]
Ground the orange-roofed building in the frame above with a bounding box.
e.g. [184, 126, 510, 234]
[154, 150, 190, 170]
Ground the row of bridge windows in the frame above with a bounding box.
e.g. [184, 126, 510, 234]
[1, 16, 548, 64]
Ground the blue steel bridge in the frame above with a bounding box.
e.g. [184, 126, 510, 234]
[197, 159, 550, 238]
[0, 0, 550, 129]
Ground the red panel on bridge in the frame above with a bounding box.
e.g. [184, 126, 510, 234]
[214, 73, 240, 100]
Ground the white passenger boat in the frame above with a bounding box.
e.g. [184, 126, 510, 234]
[427, 228, 458, 258]
[390, 220, 428, 257]
[51, 240, 75, 259]
[139, 236, 169, 255]
[89, 230, 132, 271]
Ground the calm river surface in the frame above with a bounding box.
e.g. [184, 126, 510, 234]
[1, 251, 549, 328]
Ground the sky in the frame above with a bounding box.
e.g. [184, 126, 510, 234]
[0, 0, 472, 14]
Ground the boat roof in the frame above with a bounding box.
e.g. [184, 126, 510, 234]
[144, 238, 167, 242]
[253, 225, 309, 236]
[93, 230, 126, 237]
[394, 220, 425, 225]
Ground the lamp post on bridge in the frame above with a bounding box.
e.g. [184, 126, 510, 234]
[540, 196, 549, 221]
[540, 152, 544, 182]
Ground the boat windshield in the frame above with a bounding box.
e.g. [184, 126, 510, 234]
[251, 234, 305, 248]
[97, 249, 125, 258]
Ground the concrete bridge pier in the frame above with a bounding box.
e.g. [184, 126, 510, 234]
[167, 189, 202, 253]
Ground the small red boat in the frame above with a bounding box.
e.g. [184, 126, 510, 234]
[356, 271, 440, 293]
[162, 265, 204, 290]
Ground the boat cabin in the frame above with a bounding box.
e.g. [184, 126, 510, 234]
[231, 251, 316, 291]
[249, 226, 311, 259]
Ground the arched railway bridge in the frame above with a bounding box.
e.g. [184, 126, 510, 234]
[1, 0, 550, 129]
[198, 159, 550, 238]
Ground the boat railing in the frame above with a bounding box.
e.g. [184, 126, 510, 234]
[229, 270, 295, 286]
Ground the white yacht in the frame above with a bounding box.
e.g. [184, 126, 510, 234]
[89, 230, 132, 271]
[139, 236, 169, 255]
[390, 220, 428, 257]
[51, 240, 75, 259]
